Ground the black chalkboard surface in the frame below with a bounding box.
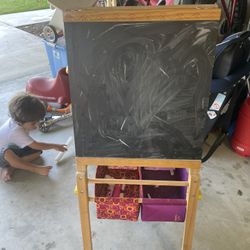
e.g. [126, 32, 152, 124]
[65, 21, 218, 159]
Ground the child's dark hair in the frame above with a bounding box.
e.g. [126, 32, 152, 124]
[8, 93, 46, 124]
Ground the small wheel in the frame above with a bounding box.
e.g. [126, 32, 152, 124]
[43, 25, 58, 43]
[39, 122, 50, 133]
[96, 0, 107, 6]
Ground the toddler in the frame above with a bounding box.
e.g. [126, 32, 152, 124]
[0, 93, 67, 181]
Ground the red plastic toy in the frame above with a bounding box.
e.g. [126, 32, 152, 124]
[231, 96, 250, 157]
[26, 67, 71, 107]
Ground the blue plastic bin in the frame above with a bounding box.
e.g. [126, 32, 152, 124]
[44, 40, 68, 78]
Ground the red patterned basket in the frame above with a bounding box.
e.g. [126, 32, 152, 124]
[95, 166, 140, 221]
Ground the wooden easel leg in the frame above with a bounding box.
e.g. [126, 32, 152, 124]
[77, 165, 92, 250]
[182, 167, 200, 250]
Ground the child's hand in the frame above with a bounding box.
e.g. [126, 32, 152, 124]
[54, 144, 67, 152]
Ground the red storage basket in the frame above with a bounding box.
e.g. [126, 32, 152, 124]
[95, 166, 140, 221]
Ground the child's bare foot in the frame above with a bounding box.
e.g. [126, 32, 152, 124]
[33, 166, 52, 176]
[1, 166, 15, 182]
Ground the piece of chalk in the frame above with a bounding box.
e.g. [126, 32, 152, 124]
[55, 136, 73, 162]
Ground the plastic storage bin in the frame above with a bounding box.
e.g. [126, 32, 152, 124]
[44, 40, 68, 78]
[95, 166, 140, 221]
[140, 168, 188, 222]
[231, 96, 250, 157]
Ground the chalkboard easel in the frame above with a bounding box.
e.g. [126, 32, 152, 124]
[49, 2, 221, 250]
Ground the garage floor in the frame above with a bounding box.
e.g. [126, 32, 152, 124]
[0, 10, 249, 250]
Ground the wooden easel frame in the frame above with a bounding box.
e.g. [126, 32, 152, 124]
[76, 157, 201, 250]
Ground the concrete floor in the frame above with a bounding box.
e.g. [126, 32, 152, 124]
[0, 10, 250, 250]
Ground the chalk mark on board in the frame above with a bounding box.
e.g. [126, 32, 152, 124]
[119, 139, 130, 148]
[98, 127, 130, 147]
[159, 67, 169, 78]
[154, 115, 168, 125]
[98, 128, 130, 148]
[87, 29, 90, 39]
[88, 107, 92, 121]
[84, 66, 90, 75]
[120, 117, 128, 131]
